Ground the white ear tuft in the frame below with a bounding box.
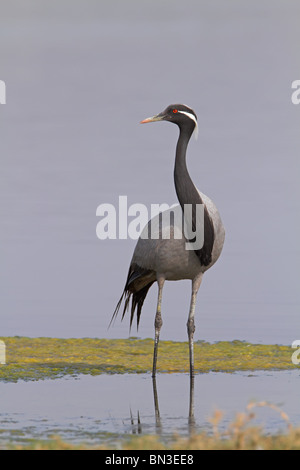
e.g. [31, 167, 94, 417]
[193, 120, 198, 140]
[178, 110, 198, 140]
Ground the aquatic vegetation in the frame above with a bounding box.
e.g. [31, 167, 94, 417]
[0, 336, 297, 382]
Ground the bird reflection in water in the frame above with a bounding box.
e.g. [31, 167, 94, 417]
[129, 376, 196, 436]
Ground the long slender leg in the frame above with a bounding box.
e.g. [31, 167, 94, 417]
[152, 276, 165, 378]
[187, 274, 203, 378]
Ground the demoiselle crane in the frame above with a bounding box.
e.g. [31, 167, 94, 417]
[111, 104, 225, 378]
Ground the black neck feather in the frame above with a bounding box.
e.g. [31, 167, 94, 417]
[173, 125, 215, 267]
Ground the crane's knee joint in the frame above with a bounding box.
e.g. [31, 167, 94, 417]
[155, 311, 163, 331]
[187, 318, 195, 337]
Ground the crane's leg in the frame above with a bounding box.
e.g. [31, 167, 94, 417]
[187, 274, 203, 378]
[152, 276, 165, 377]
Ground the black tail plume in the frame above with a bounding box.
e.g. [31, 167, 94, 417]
[110, 263, 155, 330]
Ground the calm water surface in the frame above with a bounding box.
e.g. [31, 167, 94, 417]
[1, 1, 300, 344]
[0, 371, 299, 446]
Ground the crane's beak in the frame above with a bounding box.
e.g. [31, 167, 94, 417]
[140, 112, 165, 124]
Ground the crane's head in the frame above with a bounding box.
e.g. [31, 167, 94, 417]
[140, 104, 198, 139]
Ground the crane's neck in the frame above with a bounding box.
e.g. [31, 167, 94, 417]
[173, 124, 215, 267]
[174, 126, 199, 209]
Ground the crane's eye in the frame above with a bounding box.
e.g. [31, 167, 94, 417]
[173, 109, 178, 113]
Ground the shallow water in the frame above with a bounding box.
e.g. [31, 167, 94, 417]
[0, 371, 299, 446]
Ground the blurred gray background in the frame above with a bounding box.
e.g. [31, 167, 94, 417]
[1, 0, 299, 344]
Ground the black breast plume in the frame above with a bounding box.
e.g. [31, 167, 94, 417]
[174, 126, 215, 267]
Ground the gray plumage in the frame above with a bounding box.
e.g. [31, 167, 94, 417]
[111, 104, 225, 378]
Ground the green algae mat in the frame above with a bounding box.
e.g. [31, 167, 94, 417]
[0, 337, 297, 382]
